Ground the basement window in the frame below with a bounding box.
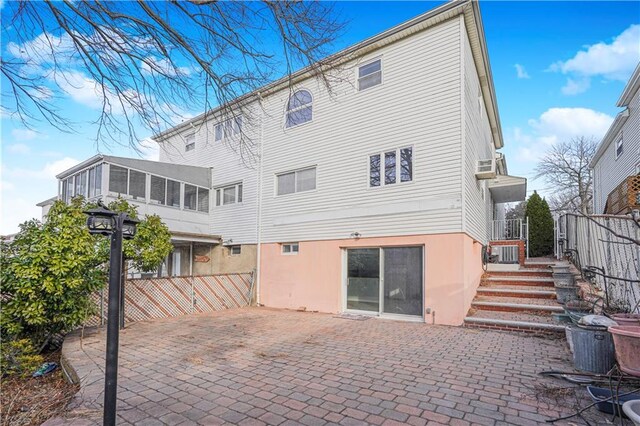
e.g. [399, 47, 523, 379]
[229, 245, 241, 256]
[282, 243, 299, 255]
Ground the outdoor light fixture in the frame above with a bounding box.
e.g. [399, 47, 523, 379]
[350, 232, 361, 239]
[83, 201, 138, 426]
[85, 203, 117, 235]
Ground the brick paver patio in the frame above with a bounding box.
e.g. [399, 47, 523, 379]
[47, 308, 602, 425]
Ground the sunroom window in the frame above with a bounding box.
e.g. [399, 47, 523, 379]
[285, 90, 312, 128]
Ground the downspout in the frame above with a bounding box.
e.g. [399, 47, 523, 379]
[255, 92, 265, 305]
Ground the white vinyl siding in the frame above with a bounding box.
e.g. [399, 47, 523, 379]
[593, 89, 640, 213]
[259, 17, 463, 243]
[462, 23, 495, 244]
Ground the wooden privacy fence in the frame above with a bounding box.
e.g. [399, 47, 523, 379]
[85, 272, 254, 326]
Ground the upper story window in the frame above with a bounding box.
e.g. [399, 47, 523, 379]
[285, 90, 312, 128]
[277, 167, 316, 196]
[215, 182, 242, 206]
[369, 147, 412, 187]
[615, 136, 623, 159]
[358, 59, 382, 91]
[215, 116, 242, 142]
[184, 133, 195, 152]
[61, 164, 102, 203]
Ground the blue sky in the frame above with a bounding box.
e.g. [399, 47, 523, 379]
[1, 1, 639, 234]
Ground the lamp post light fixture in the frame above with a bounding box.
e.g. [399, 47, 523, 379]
[85, 202, 138, 426]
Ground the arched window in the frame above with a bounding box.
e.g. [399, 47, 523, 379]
[285, 90, 312, 128]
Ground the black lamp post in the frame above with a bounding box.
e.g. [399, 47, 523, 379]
[85, 202, 138, 426]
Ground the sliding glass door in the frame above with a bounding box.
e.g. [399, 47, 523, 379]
[346, 248, 380, 312]
[345, 246, 423, 319]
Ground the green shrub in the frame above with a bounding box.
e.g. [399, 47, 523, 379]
[1, 339, 45, 377]
[525, 191, 554, 257]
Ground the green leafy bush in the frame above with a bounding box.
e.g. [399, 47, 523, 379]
[1, 339, 45, 377]
[0, 197, 172, 349]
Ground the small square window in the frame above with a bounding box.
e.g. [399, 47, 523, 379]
[185, 133, 195, 152]
[358, 59, 382, 91]
[282, 243, 299, 254]
[229, 245, 241, 256]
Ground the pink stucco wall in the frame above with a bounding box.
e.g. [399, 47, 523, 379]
[258, 233, 485, 326]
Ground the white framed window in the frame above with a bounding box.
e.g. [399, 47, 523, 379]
[185, 133, 195, 152]
[215, 182, 243, 206]
[282, 243, 299, 255]
[285, 90, 312, 128]
[215, 116, 242, 142]
[369, 146, 412, 187]
[109, 165, 128, 195]
[229, 245, 241, 256]
[277, 167, 316, 196]
[615, 136, 623, 159]
[358, 59, 382, 91]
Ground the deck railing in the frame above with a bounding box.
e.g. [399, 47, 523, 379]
[491, 219, 525, 241]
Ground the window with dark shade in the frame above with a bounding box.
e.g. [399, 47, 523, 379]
[167, 180, 181, 207]
[369, 147, 412, 188]
[197, 188, 209, 212]
[129, 170, 146, 200]
[384, 151, 396, 185]
[184, 184, 197, 210]
[369, 154, 381, 187]
[94, 164, 102, 196]
[109, 165, 128, 194]
[400, 147, 413, 182]
[150, 176, 166, 205]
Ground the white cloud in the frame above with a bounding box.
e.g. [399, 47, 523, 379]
[4, 157, 80, 180]
[138, 137, 160, 161]
[550, 24, 640, 95]
[561, 77, 591, 95]
[508, 107, 613, 163]
[514, 64, 530, 79]
[11, 128, 38, 141]
[6, 143, 31, 154]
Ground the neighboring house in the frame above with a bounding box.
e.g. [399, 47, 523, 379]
[51, 0, 525, 325]
[591, 63, 640, 215]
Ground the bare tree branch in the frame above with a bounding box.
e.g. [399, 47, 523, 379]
[535, 136, 597, 215]
[1, 1, 347, 161]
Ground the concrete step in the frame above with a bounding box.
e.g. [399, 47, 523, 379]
[463, 316, 566, 333]
[476, 287, 556, 299]
[482, 276, 555, 287]
[485, 269, 553, 278]
[470, 301, 564, 314]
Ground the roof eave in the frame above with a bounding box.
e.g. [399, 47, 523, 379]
[616, 63, 640, 107]
[154, 0, 474, 141]
[590, 109, 630, 167]
[55, 154, 105, 179]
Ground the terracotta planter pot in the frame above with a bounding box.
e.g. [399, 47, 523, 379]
[609, 326, 640, 377]
[611, 314, 640, 326]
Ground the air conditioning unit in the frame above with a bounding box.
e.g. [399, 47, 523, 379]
[476, 159, 496, 179]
